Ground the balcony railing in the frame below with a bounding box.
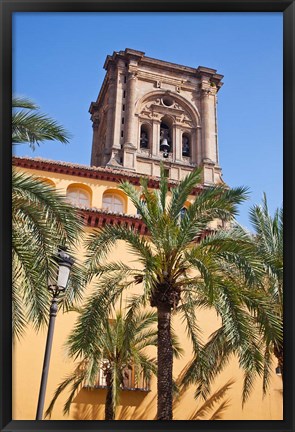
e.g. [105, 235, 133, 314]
[84, 365, 151, 392]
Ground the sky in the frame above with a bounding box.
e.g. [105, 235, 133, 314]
[12, 12, 283, 229]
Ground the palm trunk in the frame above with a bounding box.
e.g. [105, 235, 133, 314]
[105, 371, 115, 420]
[157, 304, 173, 420]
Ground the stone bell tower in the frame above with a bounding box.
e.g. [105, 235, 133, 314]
[90, 48, 224, 184]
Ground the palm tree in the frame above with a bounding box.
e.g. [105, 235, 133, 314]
[249, 194, 283, 376]
[179, 196, 283, 406]
[66, 167, 281, 420]
[12, 96, 84, 338]
[12, 97, 70, 149]
[12, 171, 85, 337]
[45, 307, 182, 420]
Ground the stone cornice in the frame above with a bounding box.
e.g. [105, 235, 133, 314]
[102, 49, 224, 89]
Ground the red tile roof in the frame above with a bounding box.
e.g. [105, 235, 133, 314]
[12, 156, 204, 193]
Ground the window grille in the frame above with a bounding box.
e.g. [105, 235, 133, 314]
[89, 362, 150, 392]
[102, 193, 124, 213]
[66, 187, 91, 207]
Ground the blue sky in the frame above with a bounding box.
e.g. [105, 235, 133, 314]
[12, 12, 283, 229]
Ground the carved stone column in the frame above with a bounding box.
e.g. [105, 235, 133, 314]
[89, 102, 100, 166]
[152, 118, 161, 158]
[190, 127, 197, 164]
[201, 87, 211, 162]
[124, 71, 137, 146]
[196, 126, 202, 165]
[201, 82, 218, 163]
[174, 125, 182, 162]
[105, 69, 117, 154]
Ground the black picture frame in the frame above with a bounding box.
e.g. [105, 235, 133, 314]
[1, 1, 294, 431]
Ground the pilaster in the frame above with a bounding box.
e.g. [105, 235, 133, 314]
[105, 68, 117, 158]
[124, 71, 137, 146]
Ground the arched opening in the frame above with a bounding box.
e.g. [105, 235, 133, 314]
[37, 177, 56, 189]
[102, 191, 125, 213]
[160, 117, 173, 154]
[182, 133, 191, 157]
[66, 184, 91, 207]
[140, 124, 149, 149]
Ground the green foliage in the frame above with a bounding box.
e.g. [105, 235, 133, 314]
[12, 97, 70, 150]
[249, 193, 283, 314]
[12, 96, 84, 337]
[12, 171, 85, 337]
[45, 308, 161, 419]
[249, 194, 283, 375]
[179, 195, 283, 404]
[70, 166, 281, 416]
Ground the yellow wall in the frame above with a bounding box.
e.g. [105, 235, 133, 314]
[12, 164, 283, 420]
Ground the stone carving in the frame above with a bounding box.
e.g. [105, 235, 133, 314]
[151, 112, 161, 120]
[175, 113, 192, 126]
[92, 116, 100, 129]
[139, 97, 195, 135]
[128, 71, 137, 80]
[174, 103, 183, 111]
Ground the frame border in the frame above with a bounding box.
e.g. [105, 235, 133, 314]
[1, 1, 294, 431]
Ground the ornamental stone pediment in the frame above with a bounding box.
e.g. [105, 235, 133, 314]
[136, 91, 200, 127]
[139, 98, 194, 126]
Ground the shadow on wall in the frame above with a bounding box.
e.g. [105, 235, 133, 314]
[71, 382, 233, 420]
[173, 377, 235, 420]
[72, 388, 157, 420]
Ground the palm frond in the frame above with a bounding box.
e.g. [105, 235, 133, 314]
[12, 96, 70, 149]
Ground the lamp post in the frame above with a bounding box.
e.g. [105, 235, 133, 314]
[36, 247, 74, 420]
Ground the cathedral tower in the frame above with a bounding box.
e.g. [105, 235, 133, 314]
[90, 48, 223, 184]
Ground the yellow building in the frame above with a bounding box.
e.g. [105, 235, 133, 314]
[12, 49, 283, 421]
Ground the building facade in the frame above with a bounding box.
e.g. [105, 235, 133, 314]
[12, 50, 283, 421]
[90, 48, 223, 184]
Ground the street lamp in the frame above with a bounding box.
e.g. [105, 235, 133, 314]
[36, 247, 74, 420]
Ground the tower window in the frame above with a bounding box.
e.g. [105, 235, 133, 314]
[121, 130, 124, 138]
[140, 125, 149, 149]
[122, 104, 125, 111]
[182, 133, 191, 157]
[163, 168, 169, 178]
[160, 121, 172, 154]
[124, 76, 127, 83]
[123, 90, 126, 98]
[122, 118, 124, 124]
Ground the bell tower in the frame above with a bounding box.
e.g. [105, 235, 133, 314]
[90, 48, 224, 184]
